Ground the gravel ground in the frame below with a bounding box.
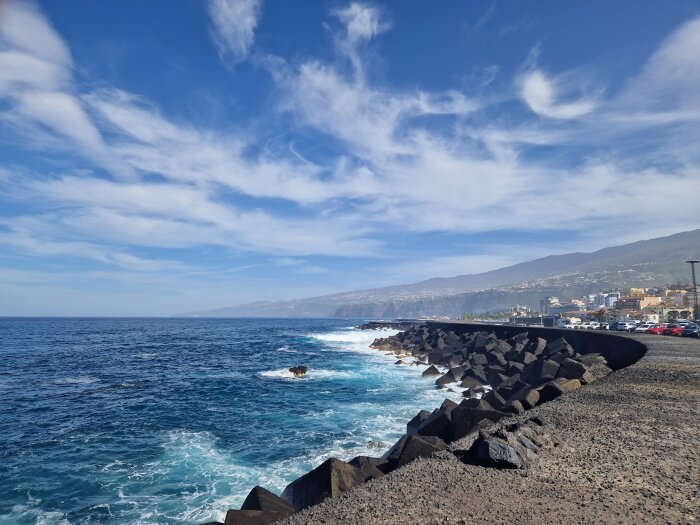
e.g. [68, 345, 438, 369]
[277, 333, 700, 525]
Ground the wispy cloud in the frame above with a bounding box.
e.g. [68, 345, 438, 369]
[518, 69, 600, 119]
[206, 0, 263, 67]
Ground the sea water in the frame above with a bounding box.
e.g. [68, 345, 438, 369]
[0, 318, 459, 524]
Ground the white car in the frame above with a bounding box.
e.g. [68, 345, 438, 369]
[634, 323, 655, 333]
[615, 321, 637, 331]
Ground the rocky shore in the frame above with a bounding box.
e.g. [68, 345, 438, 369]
[202, 323, 654, 525]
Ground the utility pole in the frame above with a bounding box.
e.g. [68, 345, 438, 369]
[687, 260, 699, 321]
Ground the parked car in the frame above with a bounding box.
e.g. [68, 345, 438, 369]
[634, 323, 655, 333]
[645, 323, 668, 335]
[598, 322, 610, 330]
[681, 323, 700, 337]
[662, 324, 683, 336]
[615, 321, 636, 331]
[676, 320, 689, 328]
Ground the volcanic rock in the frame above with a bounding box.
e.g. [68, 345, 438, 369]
[281, 458, 363, 512]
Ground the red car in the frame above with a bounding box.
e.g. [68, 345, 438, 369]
[662, 324, 683, 336]
[646, 323, 668, 335]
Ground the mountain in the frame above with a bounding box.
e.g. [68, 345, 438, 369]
[180, 229, 700, 318]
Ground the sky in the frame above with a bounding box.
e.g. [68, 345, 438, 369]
[1, 0, 700, 316]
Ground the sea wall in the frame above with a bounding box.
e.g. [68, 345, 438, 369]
[428, 322, 647, 370]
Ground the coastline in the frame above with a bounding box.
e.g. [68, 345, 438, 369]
[271, 330, 700, 524]
[208, 323, 667, 524]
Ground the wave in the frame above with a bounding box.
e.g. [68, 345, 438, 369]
[276, 346, 297, 353]
[257, 368, 357, 380]
[308, 327, 398, 345]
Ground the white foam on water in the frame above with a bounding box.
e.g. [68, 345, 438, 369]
[54, 376, 99, 385]
[135, 353, 157, 360]
[111, 430, 299, 524]
[309, 327, 399, 346]
[276, 346, 297, 353]
[257, 368, 356, 380]
[6, 499, 70, 525]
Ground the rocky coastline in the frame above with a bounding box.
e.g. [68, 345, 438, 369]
[201, 323, 620, 525]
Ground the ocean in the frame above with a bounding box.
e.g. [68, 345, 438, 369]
[0, 318, 459, 524]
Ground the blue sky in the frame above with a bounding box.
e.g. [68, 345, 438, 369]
[1, 0, 700, 316]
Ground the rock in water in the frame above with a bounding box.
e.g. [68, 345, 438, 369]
[288, 366, 308, 378]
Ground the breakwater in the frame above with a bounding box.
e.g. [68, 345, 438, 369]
[207, 324, 649, 525]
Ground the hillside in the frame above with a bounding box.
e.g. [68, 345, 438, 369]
[180, 229, 700, 318]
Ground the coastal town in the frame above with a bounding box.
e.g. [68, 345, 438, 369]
[462, 283, 700, 332]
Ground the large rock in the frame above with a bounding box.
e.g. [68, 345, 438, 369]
[240, 486, 294, 515]
[349, 455, 391, 474]
[435, 372, 456, 387]
[348, 456, 387, 481]
[557, 358, 593, 384]
[523, 359, 560, 386]
[470, 353, 489, 366]
[558, 378, 582, 392]
[422, 365, 441, 377]
[383, 434, 409, 463]
[537, 381, 567, 403]
[508, 386, 540, 410]
[406, 409, 431, 435]
[396, 435, 448, 468]
[483, 389, 507, 410]
[460, 376, 485, 389]
[224, 510, 290, 525]
[417, 408, 452, 441]
[458, 398, 495, 411]
[450, 407, 506, 442]
[475, 437, 522, 469]
[463, 365, 488, 384]
[281, 458, 363, 511]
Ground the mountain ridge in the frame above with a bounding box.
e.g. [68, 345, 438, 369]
[179, 228, 700, 318]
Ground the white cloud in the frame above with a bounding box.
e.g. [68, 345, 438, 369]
[617, 16, 700, 113]
[331, 2, 390, 44]
[0, 0, 71, 66]
[519, 69, 599, 119]
[207, 0, 263, 66]
[0, 0, 127, 175]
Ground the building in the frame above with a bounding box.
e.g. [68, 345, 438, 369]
[539, 296, 559, 314]
[605, 291, 621, 308]
[642, 305, 694, 322]
[546, 304, 583, 316]
[616, 296, 662, 311]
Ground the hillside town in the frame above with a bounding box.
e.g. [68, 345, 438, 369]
[484, 284, 700, 330]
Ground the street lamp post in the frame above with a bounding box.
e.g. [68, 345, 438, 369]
[687, 260, 700, 321]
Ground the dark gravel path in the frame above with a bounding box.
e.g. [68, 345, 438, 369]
[278, 333, 700, 525]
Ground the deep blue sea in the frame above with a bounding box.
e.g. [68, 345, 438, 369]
[0, 318, 458, 524]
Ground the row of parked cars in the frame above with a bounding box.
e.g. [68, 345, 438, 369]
[614, 320, 700, 337]
[563, 320, 700, 337]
